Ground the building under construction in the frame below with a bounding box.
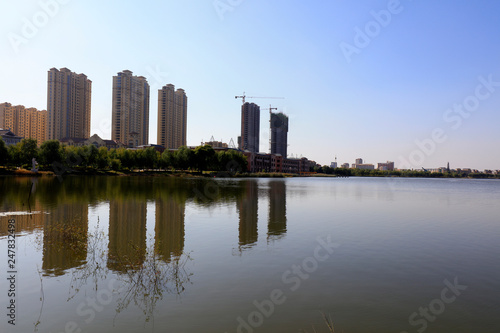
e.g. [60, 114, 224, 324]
[270, 112, 288, 157]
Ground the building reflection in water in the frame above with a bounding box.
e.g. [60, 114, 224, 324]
[0, 204, 45, 237]
[42, 202, 89, 276]
[155, 196, 185, 263]
[0, 178, 45, 237]
[267, 180, 287, 241]
[237, 180, 259, 250]
[107, 199, 147, 272]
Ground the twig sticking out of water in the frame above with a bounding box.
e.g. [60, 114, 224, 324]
[34, 267, 45, 332]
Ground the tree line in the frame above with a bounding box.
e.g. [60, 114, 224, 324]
[0, 138, 248, 173]
[312, 165, 500, 179]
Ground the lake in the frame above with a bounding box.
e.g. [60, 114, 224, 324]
[1, 176, 499, 333]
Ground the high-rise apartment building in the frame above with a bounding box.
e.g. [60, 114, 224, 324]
[0, 102, 12, 129]
[270, 112, 288, 157]
[47, 68, 91, 140]
[239, 102, 260, 152]
[157, 84, 187, 149]
[2, 104, 47, 144]
[112, 70, 150, 147]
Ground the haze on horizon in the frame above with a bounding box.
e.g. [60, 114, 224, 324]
[1, 0, 499, 170]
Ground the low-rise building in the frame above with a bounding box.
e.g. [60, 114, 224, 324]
[377, 161, 394, 171]
[202, 136, 229, 148]
[60, 134, 124, 149]
[133, 144, 166, 154]
[243, 151, 310, 173]
[351, 158, 374, 170]
[0, 129, 23, 145]
[353, 163, 375, 170]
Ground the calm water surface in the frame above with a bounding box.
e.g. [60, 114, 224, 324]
[0, 176, 499, 333]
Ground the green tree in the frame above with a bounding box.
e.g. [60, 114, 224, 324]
[40, 140, 63, 166]
[321, 166, 334, 174]
[160, 150, 174, 169]
[96, 146, 109, 169]
[115, 148, 135, 169]
[143, 148, 159, 169]
[7, 144, 21, 166]
[74, 146, 89, 168]
[193, 145, 216, 171]
[63, 146, 83, 169]
[174, 146, 193, 170]
[224, 150, 247, 173]
[110, 158, 121, 171]
[19, 138, 39, 166]
[0, 138, 8, 165]
[87, 145, 99, 168]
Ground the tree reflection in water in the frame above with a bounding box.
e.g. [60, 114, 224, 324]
[36, 218, 192, 328]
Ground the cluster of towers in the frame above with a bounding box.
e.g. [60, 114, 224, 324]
[238, 102, 289, 156]
[46, 68, 187, 148]
[4, 67, 291, 155]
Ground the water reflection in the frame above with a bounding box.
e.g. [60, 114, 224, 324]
[108, 199, 147, 272]
[43, 202, 88, 276]
[155, 196, 185, 263]
[268, 180, 287, 240]
[0, 176, 290, 259]
[1, 176, 499, 332]
[237, 180, 259, 249]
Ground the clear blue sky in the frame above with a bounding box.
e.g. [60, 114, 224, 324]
[1, 0, 499, 170]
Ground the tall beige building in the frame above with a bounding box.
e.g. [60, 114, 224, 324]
[112, 70, 150, 147]
[0, 102, 12, 129]
[157, 84, 187, 149]
[47, 68, 91, 140]
[0, 103, 47, 144]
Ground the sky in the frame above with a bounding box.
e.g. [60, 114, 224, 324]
[1, 0, 499, 170]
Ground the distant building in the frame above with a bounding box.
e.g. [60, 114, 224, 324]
[243, 151, 311, 174]
[133, 144, 166, 154]
[202, 136, 228, 148]
[157, 84, 187, 149]
[0, 129, 22, 146]
[341, 163, 349, 168]
[112, 70, 150, 147]
[377, 161, 394, 171]
[352, 158, 374, 169]
[1, 104, 47, 145]
[270, 112, 288, 156]
[47, 68, 91, 140]
[330, 162, 338, 168]
[0, 102, 11, 128]
[60, 134, 123, 149]
[240, 102, 260, 152]
[353, 163, 375, 170]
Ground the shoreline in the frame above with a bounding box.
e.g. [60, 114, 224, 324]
[1, 167, 499, 180]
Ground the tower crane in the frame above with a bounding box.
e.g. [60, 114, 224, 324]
[235, 92, 284, 104]
[264, 104, 279, 153]
[261, 104, 278, 113]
